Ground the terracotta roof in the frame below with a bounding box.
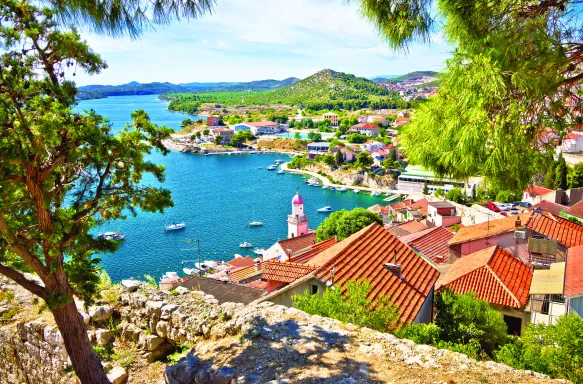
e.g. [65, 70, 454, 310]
[368, 204, 388, 215]
[211, 127, 233, 133]
[226, 256, 255, 269]
[352, 123, 379, 129]
[409, 198, 428, 214]
[246, 279, 268, 290]
[448, 213, 531, 246]
[531, 200, 569, 217]
[437, 246, 533, 309]
[229, 265, 261, 283]
[428, 201, 456, 209]
[389, 199, 413, 212]
[526, 213, 583, 248]
[314, 223, 440, 324]
[245, 121, 280, 127]
[566, 199, 583, 219]
[565, 245, 583, 297]
[262, 261, 316, 283]
[565, 132, 583, 140]
[290, 237, 338, 264]
[277, 232, 317, 256]
[400, 226, 454, 264]
[524, 185, 553, 197]
[396, 220, 428, 234]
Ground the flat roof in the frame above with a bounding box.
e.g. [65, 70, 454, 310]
[529, 262, 565, 295]
[181, 275, 264, 304]
[307, 142, 330, 147]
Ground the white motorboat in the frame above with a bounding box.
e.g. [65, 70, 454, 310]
[164, 222, 186, 231]
[267, 165, 277, 170]
[337, 187, 347, 192]
[239, 241, 253, 248]
[253, 248, 266, 255]
[322, 185, 328, 190]
[183, 267, 198, 276]
[353, 189, 360, 193]
[277, 169, 285, 174]
[372, 191, 382, 196]
[98, 231, 125, 240]
[121, 278, 140, 288]
[249, 221, 263, 227]
[317, 206, 333, 213]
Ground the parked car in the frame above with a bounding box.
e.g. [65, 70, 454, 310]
[515, 201, 532, 208]
[500, 211, 508, 216]
[486, 202, 501, 212]
[497, 203, 514, 211]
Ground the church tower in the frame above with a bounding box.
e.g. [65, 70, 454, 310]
[288, 192, 309, 238]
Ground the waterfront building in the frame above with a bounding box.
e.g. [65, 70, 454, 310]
[211, 127, 234, 144]
[307, 142, 330, 158]
[288, 192, 309, 238]
[322, 112, 338, 126]
[207, 115, 220, 126]
[233, 121, 280, 136]
[397, 165, 479, 196]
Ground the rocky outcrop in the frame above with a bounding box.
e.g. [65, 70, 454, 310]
[0, 283, 567, 384]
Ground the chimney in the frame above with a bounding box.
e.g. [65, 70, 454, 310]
[254, 259, 261, 272]
[515, 217, 522, 228]
[330, 267, 335, 285]
[384, 249, 402, 279]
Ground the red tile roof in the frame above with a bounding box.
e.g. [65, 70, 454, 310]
[524, 185, 553, 198]
[526, 213, 583, 248]
[437, 246, 533, 308]
[388, 199, 413, 212]
[229, 265, 261, 283]
[277, 233, 317, 256]
[565, 132, 583, 140]
[409, 198, 428, 214]
[314, 223, 440, 324]
[565, 245, 583, 297]
[531, 200, 569, 217]
[290, 237, 338, 264]
[246, 121, 280, 127]
[246, 279, 268, 290]
[396, 220, 428, 234]
[262, 261, 316, 283]
[399, 226, 454, 264]
[566, 199, 583, 219]
[226, 256, 255, 269]
[352, 123, 379, 129]
[448, 213, 531, 246]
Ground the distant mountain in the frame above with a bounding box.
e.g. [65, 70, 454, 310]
[268, 69, 391, 103]
[76, 81, 241, 100]
[369, 75, 400, 80]
[207, 77, 300, 92]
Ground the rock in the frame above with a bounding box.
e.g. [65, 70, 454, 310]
[145, 301, 165, 317]
[120, 322, 141, 342]
[88, 305, 113, 322]
[95, 329, 113, 347]
[43, 326, 63, 347]
[161, 304, 180, 320]
[144, 341, 174, 363]
[234, 374, 261, 384]
[107, 367, 128, 384]
[165, 355, 203, 384]
[174, 286, 189, 295]
[143, 335, 165, 351]
[209, 366, 235, 384]
[80, 312, 90, 325]
[156, 320, 169, 338]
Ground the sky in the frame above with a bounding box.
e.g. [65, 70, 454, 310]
[75, 0, 452, 86]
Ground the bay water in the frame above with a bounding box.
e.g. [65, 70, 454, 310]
[76, 95, 386, 281]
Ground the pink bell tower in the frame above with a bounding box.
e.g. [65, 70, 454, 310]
[288, 192, 309, 238]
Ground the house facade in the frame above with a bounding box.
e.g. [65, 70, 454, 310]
[322, 112, 339, 126]
[211, 127, 234, 144]
[207, 115, 220, 127]
[233, 121, 280, 135]
[351, 123, 379, 137]
[561, 131, 583, 153]
[427, 201, 461, 227]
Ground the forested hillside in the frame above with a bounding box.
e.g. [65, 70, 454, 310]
[162, 69, 411, 113]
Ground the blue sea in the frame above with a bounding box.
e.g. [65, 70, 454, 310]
[76, 95, 386, 281]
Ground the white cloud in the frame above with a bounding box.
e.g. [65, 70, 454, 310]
[73, 0, 451, 85]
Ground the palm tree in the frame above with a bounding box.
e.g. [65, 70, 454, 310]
[48, 0, 215, 38]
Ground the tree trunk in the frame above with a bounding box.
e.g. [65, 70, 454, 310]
[52, 300, 111, 384]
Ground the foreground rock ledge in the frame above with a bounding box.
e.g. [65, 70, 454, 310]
[0, 283, 569, 383]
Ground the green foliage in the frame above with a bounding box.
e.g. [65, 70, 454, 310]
[214, 135, 222, 145]
[318, 154, 336, 167]
[394, 323, 441, 345]
[181, 118, 193, 126]
[434, 188, 444, 198]
[495, 190, 518, 203]
[316, 208, 382, 242]
[292, 280, 400, 332]
[569, 163, 583, 189]
[307, 131, 322, 141]
[382, 158, 400, 170]
[444, 187, 464, 204]
[496, 315, 583, 382]
[335, 150, 344, 165]
[555, 155, 568, 190]
[435, 290, 508, 356]
[356, 152, 374, 170]
[93, 345, 114, 362]
[347, 133, 368, 144]
[422, 181, 429, 195]
[203, 129, 210, 136]
[143, 275, 158, 289]
[287, 155, 313, 170]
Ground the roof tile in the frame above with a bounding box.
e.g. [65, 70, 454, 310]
[565, 245, 583, 297]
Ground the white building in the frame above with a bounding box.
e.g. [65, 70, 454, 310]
[232, 121, 280, 136]
[288, 192, 309, 238]
[397, 165, 479, 196]
[562, 131, 583, 153]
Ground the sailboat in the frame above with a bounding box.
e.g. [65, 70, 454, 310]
[248, 207, 263, 227]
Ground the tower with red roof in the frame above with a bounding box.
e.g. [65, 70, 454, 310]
[288, 192, 309, 238]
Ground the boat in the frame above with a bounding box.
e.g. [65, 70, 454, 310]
[329, 186, 336, 191]
[253, 248, 266, 255]
[249, 221, 263, 227]
[372, 191, 382, 196]
[239, 241, 253, 248]
[353, 189, 360, 193]
[98, 231, 125, 240]
[384, 192, 391, 196]
[234, 253, 243, 259]
[322, 185, 328, 190]
[120, 278, 140, 288]
[267, 165, 277, 170]
[317, 206, 333, 213]
[164, 222, 186, 231]
[183, 267, 198, 276]
[337, 187, 347, 192]
[277, 169, 285, 174]
[160, 271, 179, 281]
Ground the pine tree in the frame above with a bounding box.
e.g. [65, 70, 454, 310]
[422, 181, 429, 195]
[335, 149, 344, 165]
[544, 163, 557, 189]
[555, 155, 568, 190]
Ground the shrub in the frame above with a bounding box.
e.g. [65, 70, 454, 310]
[143, 274, 158, 289]
[394, 323, 441, 345]
[292, 280, 400, 332]
[315, 208, 382, 241]
[445, 187, 465, 204]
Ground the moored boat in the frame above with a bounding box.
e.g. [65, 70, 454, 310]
[353, 189, 360, 193]
[98, 231, 125, 240]
[253, 248, 266, 255]
[317, 206, 333, 213]
[249, 221, 263, 227]
[267, 165, 277, 170]
[277, 169, 285, 174]
[164, 222, 186, 231]
[160, 271, 179, 281]
[239, 241, 253, 248]
[337, 187, 347, 192]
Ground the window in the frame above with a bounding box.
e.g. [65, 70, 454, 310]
[311, 284, 318, 295]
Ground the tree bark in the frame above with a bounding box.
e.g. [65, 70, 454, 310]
[51, 299, 111, 384]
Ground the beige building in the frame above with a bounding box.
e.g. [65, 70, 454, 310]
[322, 112, 338, 126]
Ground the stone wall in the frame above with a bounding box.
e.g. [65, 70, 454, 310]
[0, 284, 568, 383]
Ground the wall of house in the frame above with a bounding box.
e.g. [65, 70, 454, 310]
[456, 232, 529, 259]
[413, 288, 434, 324]
[492, 305, 529, 336]
[266, 278, 326, 307]
[529, 302, 567, 325]
[569, 296, 583, 318]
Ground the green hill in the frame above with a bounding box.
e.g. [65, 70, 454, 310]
[208, 77, 299, 92]
[161, 69, 407, 113]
